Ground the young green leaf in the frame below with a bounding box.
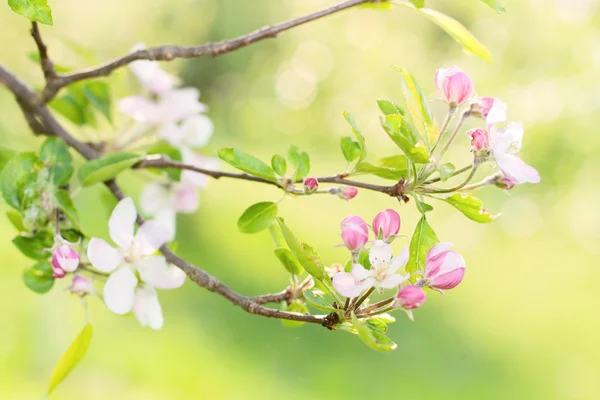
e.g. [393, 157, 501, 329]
[53, 190, 81, 229]
[303, 290, 337, 312]
[415, 198, 433, 214]
[13, 230, 54, 260]
[409, 0, 425, 8]
[438, 163, 456, 182]
[273, 247, 303, 276]
[271, 155, 287, 177]
[50, 84, 97, 127]
[406, 216, 439, 276]
[343, 112, 367, 163]
[380, 114, 429, 164]
[23, 260, 54, 294]
[442, 193, 498, 223]
[47, 323, 93, 394]
[6, 210, 26, 231]
[78, 152, 142, 186]
[419, 9, 492, 63]
[281, 300, 309, 328]
[340, 137, 361, 163]
[276, 218, 326, 281]
[351, 312, 398, 352]
[8, 0, 53, 25]
[83, 81, 112, 123]
[377, 99, 404, 116]
[354, 162, 408, 181]
[237, 202, 278, 234]
[218, 148, 277, 182]
[294, 151, 310, 181]
[0, 147, 17, 172]
[0, 152, 44, 210]
[479, 0, 505, 13]
[40, 138, 74, 186]
[394, 67, 439, 145]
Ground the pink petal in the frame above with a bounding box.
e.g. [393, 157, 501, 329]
[332, 272, 364, 298]
[173, 184, 199, 213]
[430, 268, 465, 290]
[109, 197, 137, 250]
[104, 267, 138, 314]
[496, 154, 540, 184]
[87, 238, 122, 273]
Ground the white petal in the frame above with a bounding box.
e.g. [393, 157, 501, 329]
[496, 154, 541, 184]
[153, 208, 177, 243]
[378, 273, 408, 289]
[138, 256, 187, 290]
[388, 245, 409, 273]
[133, 286, 164, 330]
[180, 148, 219, 188]
[180, 114, 214, 148]
[109, 197, 137, 250]
[134, 220, 170, 255]
[351, 263, 372, 281]
[117, 96, 158, 124]
[87, 238, 122, 273]
[158, 88, 207, 123]
[139, 182, 171, 216]
[369, 240, 393, 266]
[332, 272, 364, 298]
[486, 98, 507, 126]
[158, 122, 185, 147]
[172, 183, 199, 213]
[104, 267, 138, 314]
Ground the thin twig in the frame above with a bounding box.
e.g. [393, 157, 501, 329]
[30, 22, 56, 81]
[40, 0, 381, 102]
[423, 164, 473, 184]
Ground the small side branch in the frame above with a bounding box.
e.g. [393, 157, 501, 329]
[31, 22, 56, 81]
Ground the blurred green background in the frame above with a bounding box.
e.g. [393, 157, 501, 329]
[1, 0, 599, 399]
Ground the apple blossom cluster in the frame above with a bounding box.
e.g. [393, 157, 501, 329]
[332, 210, 465, 321]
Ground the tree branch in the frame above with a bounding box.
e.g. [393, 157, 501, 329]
[40, 0, 380, 101]
[30, 22, 56, 81]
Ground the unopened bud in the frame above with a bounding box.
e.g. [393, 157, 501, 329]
[434, 66, 473, 106]
[466, 128, 490, 154]
[394, 285, 426, 309]
[303, 177, 319, 194]
[51, 244, 80, 278]
[338, 186, 358, 200]
[372, 209, 401, 241]
[70, 275, 93, 297]
[340, 215, 369, 251]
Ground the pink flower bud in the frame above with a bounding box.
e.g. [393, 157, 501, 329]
[372, 209, 401, 240]
[494, 173, 517, 190]
[70, 275, 93, 297]
[466, 128, 490, 152]
[339, 186, 358, 200]
[434, 67, 473, 105]
[424, 243, 465, 290]
[51, 244, 80, 279]
[340, 215, 369, 251]
[303, 177, 319, 194]
[478, 96, 495, 118]
[394, 285, 426, 309]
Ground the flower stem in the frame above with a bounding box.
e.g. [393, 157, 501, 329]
[423, 164, 473, 185]
[437, 110, 469, 162]
[360, 296, 394, 313]
[421, 163, 479, 194]
[351, 287, 374, 311]
[430, 105, 456, 154]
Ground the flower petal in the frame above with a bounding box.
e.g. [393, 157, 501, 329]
[388, 245, 409, 273]
[139, 182, 171, 216]
[104, 267, 137, 314]
[378, 273, 408, 289]
[135, 220, 170, 255]
[158, 88, 207, 123]
[369, 240, 393, 266]
[179, 114, 214, 148]
[133, 285, 164, 330]
[138, 255, 187, 290]
[87, 238, 122, 273]
[426, 242, 454, 262]
[180, 148, 220, 188]
[486, 98, 507, 126]
[109, 197, 137, 250]
[332, 272, 364, 298]
[153, 208, 177, 243]
[117, 96, 158, 124]
[158, 122, 185, 147]
[496, 154, 540, 184]
[351, 263, 372, 281]
[172, 183, 199, 213]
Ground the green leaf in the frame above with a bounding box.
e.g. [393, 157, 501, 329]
[276, 218, 326, 281]
[340, 137, 361, 163]
[442, 193, 497, 223]
[0, 147, 17, 172]
[237, 202, 278, 234]
[438, 163, 455, 182]
[50, 84, 96, 127]
[281, 301, 309, 328]
[419, 9, 492, 63]
[351, 312, 397, 352]
[377, 99, 404, 116]
[380, 114, 429, 164]
[479, 0, 505, 13]
[394, 67, 438, 145]
[218, 148, 277, 182]
[145, 141, 183, 181]
[354, 161, 408, 181]
[271, 155, 287, 177]
[303, 290, 337, 312]
[47, 324, 93, 394]
[53, 190, 81, 229]
[406, 216, 439, 276]
[83, 81, 112, 123]
[273, 247, 303, 276]
[0, 152, 44, 210]
[343, 112, 367, 163]
[8, 0, 53, 25]
[415, 198, 433, 214]
[23, 260, 54, 294]
[40, 138, 74, 186]
[78, 152, 142, 186]
[365, 318, 388, 333]
[409, 0, 425, 8]
[294, 152, 310, 181]
[6, 210, 26, 231]
[13, 230, 54, 260]
[60, 228, 83, 243]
